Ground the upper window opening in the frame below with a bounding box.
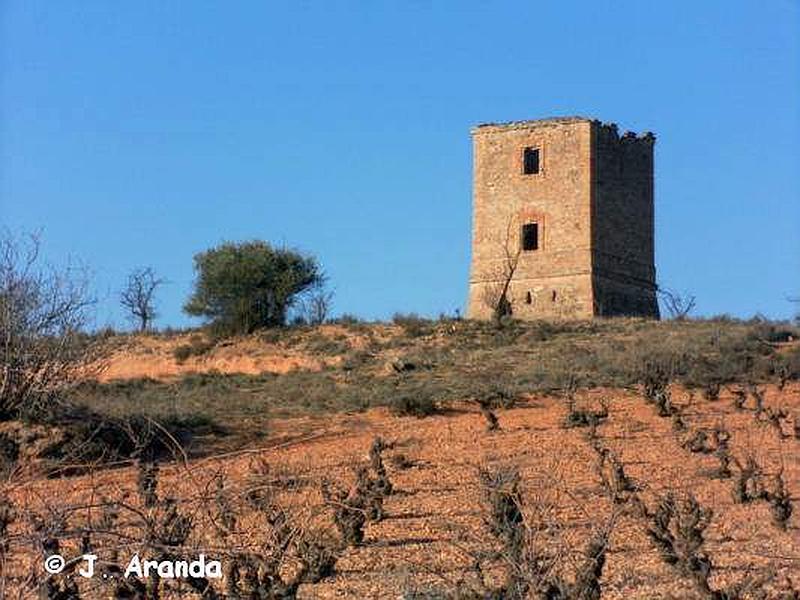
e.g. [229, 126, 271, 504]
[521, 223, 539, 251]
[523, 147, 540, 175]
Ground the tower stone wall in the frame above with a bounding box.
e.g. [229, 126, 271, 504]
[591, 123, 659, 317]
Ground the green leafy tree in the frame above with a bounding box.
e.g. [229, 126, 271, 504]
[184, 240, 323, 334]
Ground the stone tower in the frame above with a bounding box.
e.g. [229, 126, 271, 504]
[467, 117, 659, 320]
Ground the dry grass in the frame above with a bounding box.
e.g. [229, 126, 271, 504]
[61, 318, 800, 456]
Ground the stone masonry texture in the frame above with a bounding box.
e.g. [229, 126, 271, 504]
[467, 117, 659, 320]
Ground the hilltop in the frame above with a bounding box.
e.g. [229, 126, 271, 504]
[2, 317, 800, 598]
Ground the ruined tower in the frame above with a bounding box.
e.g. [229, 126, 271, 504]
[467, 117, 659, 320]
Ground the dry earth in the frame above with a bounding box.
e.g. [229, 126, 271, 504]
[98, 334, 333, 381]
[6, 382, 800, 599]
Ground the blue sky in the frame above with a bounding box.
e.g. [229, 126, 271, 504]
[1, 1, 798, 328]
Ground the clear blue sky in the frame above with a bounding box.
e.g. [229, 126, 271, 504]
[1, 1, 798, 328]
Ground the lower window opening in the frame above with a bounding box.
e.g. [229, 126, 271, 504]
[521, 223, 539, 251]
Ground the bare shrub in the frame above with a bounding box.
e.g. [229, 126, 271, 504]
[321, 478, 366, 547]
[642, 488, 793, 598]
[355, 468, 383, 523]
[569, 524, 614, 600]
[0, 434, 19, 478]
[303, 286, 334, 326]
[230, 461, 338, 596]
[474, 464, 616, 599]
[654, 389, 677, 417]
[761, 406, 790, 439]
[682, 429, 715, 454]
[0, 492, 12, 559]
[120, 266, 166, 332]
[369, 436, 393, 497]
[244, 458, 304, 509]
[731, 455, 766, 504]
[122, 469, 206, 598]
[322, 438, 394, 547]
[223, 552, 296, 599]
[480, 216, 523, 327]
[638, 353, 676, 411]
[212, 474, 236, 536]
[711, 427, 732, 479]
[0, 231, 100, 421]
[562, 381, 608, 429]
[30, 507, 79, 599]
[646, 493, 715, 597]
[476, 397, 500, 431]
[595, 447, 638, 504]
[479, 466, 525, 562]
[748, 383, 765, 417]
[765, 469, 793, 531]
[682, 425, 733, 481]
[563, 398, 609, 429]
[222, 506, 303, 598]
[4, 448, 339, 597]
[657, 287, 696, 320]
[702, 381, 721, 402]
[136, 459, 159, 507]
[729, 455, 793, 531]
[296, 534, 338, 583]
[671, 405, 688, 432]
[732, 386, 748, 411]
[585, 420, 600, 445]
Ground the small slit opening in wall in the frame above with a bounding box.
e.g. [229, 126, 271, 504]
[525, 291, 532, 305]
[551, 290, 557, 302]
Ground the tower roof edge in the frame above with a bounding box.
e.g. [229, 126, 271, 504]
[471, 116, 594, 134]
